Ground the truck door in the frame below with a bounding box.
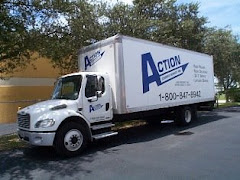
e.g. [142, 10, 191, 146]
[83, 74, 112, 123]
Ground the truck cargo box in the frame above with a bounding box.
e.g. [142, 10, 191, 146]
[78, 34, 215, 114]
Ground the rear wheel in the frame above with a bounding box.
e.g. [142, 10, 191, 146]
[175, 106, 196, 126]
[54, 122, 88, 157]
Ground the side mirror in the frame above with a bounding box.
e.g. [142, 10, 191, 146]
[96, 91, 102, 98]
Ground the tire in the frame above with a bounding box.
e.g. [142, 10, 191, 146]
[54, 122, 88, 157]
[175, 106, 195, 126]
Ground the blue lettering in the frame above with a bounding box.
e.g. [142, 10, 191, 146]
[175, 55, 181, 65]
[89, 105, 95, 113]
[84, 51, 105, 70]
[142, 53, 161, 93]
[163, 59, 168, 70]
[170, 57, 175, 67]
[89, 104, 103, 113]
[157, 61, 164, 72]
[141, 53, 188, 94]
[155, 55, 181, 74]
[85, 56, 91, 70]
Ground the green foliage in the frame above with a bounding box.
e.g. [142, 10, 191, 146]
[175, 2, 207, 52]
[218, 102, 240, 108]
[204, 28, 240, 101]
[0, 0, 33, 74]
[131, 0, 207, 51]
[0, 0, 104, 74]
[36, 0, 104, 74]
[101, 0, 207, 52]
[217, 93, 226, 101]
[100, 2, 147, 40]
[227, 88, 240, 102]
[0, 0, 71, 74]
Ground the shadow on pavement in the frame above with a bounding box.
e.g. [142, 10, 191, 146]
[0, 110, 229, 179]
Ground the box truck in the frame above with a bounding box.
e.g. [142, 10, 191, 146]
[17, 34, 215, 156]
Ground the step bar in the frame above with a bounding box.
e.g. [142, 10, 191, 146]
[91, 123, 115, 130]
[92, 131, 118, 140]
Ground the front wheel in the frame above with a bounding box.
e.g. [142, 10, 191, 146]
[54, 122, 88, 157]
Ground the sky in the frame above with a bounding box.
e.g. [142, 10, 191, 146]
[106, 0, 240, 36]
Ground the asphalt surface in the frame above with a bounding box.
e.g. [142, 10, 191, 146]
[1, 106, 240, 180]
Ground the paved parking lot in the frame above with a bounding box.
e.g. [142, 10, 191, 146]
[0, 107, 240, 180]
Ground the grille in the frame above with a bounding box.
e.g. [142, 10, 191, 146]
[18, 113, 30, 129]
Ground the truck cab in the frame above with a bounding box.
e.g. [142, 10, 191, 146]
[18, 72, 117, 157]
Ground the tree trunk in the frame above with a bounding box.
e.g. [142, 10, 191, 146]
[225, 89, 230, 102]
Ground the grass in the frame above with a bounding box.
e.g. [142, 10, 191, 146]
[217, 94, 226, 101]
[113, 120, 146, 130]
[217, 102, 240, 108]
[0, 134, 27, 152]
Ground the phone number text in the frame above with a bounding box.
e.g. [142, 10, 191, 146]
[159, 91, 201, 101]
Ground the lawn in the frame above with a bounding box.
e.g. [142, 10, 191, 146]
[0, 134, 27, 152]
[217, 102, 240, 108]
[217, 93, 226, 100]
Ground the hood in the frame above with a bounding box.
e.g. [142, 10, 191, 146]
[18, 99, 78, 116]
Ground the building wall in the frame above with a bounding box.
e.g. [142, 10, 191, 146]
[0, 55, 61, 124]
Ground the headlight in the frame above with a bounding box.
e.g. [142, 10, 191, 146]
[35, 119, 55, 128]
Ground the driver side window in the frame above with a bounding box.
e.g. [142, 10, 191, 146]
[98, 76, 105, 94]
[85, 75, 98, 98]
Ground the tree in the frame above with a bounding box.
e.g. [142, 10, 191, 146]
[132, 0, 207, 52]
[133, 0, 179, 43]
[0, 0, 71, 74]
[175, 2, 207, 52]
[0, 0, 34, 74]
[204, 28, 240, 101]
[36, 0, 104, 74]
[101, 2, 149, 40]
[0, 0, 104, 75]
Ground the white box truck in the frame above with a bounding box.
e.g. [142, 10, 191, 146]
[17, 34, 215, 156]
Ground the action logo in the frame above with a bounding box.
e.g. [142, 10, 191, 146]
[142, 53, 188, 93]
[85, 50, 105, 70]
[89, 104, 103, 113]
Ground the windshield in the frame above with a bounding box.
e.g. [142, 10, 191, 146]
[52, 75, 82, 100]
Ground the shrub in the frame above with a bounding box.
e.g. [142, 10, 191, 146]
[227, 88, 240, 102]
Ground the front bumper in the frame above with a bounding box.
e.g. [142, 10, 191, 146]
[18, 129, 56, 146]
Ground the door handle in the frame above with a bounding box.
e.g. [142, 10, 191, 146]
[106, 103, 109, 111]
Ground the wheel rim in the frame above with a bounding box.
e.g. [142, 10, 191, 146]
[64, 129, 83, 152]
[185, 109, 192, 123]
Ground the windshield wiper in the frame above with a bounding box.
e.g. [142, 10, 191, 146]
[58, 95, 72, 100]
